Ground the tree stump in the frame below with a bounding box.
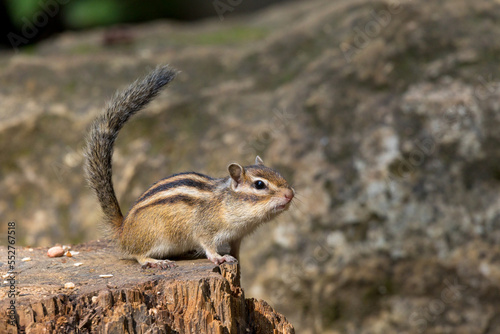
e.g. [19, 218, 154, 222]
[0, 240, 294, 333]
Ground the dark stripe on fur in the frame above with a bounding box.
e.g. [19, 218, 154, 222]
[246, 165, 288, 187]
[136, 175, 216, 203]
[133, 195, 202, 216]
[84, 65, 177, 230]
[235, 193, 268, 203]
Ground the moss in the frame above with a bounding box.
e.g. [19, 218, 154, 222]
[64, 80, 77, 94]
[14, 195, 25, 210]
[188, 26, 270, 46]
[157, 26, 270, 48]
[69, 44, 102, 55]
[20, 44, 37, 55]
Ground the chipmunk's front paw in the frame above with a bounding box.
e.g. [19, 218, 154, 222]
[221, 255, 238, 263]
[210, 254, 238, 265]
[140, 259, 177, 270]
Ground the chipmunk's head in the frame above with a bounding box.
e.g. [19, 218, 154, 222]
[227, 156, 294, 223]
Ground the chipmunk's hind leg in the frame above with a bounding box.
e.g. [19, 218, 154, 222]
[136, 256, 177, 269]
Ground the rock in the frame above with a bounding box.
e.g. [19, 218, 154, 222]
[2, 0, 500, 332]
[47, 246, 65, 258]
[64, 282, 75, 289]
[0, 240, 294, 333]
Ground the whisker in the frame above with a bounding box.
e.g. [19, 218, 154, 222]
[287, 194, 307, 214]
[293, 195, 304, 205]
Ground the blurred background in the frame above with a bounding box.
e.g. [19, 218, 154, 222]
[0, 0, 290, 48]
[1, 0, 500, 333]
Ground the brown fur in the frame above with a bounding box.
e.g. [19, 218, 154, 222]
[84, 66, 294, 268]
[84, 65, 177, 232]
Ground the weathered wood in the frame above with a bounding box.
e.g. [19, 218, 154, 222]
[0, 240, 294, 333]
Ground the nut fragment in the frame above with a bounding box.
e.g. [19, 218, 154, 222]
[48, 246, 65, 258]
[64, 282, 75, 289]
[99, 274, 113, 278]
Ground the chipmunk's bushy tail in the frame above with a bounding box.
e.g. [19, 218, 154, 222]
[84, 65, 177, 230]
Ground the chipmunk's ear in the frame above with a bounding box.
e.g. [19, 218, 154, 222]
[228, 163, 245, 188]
[255, 156, 264, 165]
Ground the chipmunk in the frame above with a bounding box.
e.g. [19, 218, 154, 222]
[84, 65, 294, 269]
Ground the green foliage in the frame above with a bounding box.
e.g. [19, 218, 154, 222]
[4, 0, 176, 30]
[5, 0, 40, 26]
[64, 0, 124, 28]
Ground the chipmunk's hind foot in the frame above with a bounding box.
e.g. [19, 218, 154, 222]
[137, 256, 177, 269]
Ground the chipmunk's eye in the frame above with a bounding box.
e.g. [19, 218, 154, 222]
[254, 180, 267, 190]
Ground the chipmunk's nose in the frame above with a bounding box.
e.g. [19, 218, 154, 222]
[284, 188, 294, 202]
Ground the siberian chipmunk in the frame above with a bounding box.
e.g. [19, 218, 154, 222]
[84, 66, 294, 269]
